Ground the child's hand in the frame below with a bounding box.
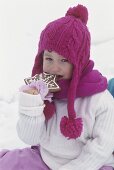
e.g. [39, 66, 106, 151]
[23, 88, 39, 95]
[19, 80, 53, 102]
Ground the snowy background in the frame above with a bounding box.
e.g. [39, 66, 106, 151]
[0, 0, 114, 150]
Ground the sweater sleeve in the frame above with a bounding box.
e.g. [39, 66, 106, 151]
[16, 92, 45, 145]
[59, 92, 114, 170]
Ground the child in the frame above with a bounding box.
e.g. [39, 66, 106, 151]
[0, 4, 114, 170]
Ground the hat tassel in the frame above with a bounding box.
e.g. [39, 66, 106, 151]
[60, 115, 83, 139]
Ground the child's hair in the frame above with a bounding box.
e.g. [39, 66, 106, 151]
[32, 4, 107, 139]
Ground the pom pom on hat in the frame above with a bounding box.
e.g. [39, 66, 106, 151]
[60, 116, 83, 139]
[66, 4, 88, 25]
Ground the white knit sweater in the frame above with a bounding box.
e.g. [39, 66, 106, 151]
[17, 90, 114, 170]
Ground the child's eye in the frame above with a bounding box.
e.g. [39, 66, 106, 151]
[61, 59, 68, 62]
[45, 57, 53, 61]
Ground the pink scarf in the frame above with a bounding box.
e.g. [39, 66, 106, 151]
[44, 60, 107, 120]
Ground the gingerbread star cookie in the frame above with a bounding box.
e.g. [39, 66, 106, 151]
[24, 72, 61, 92]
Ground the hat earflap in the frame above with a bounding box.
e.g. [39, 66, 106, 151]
[60, 67, 83, 139]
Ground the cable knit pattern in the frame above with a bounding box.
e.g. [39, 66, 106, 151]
[17, 90, 114, 170]
[17, 92, 45, 145]
[18, 92, 45, 117]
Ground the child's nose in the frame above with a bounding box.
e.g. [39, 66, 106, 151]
[51, 63, 60, 74]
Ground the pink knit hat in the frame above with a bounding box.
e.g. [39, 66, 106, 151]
[32, 4, 91, 139]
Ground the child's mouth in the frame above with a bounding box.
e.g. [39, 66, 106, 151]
[44, 72, 63, 80]
[56, 75, 63, 80]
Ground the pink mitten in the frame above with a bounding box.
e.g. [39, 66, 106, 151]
[20, 80, 53, 102]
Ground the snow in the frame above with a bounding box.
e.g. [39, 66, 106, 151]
[0, 0, 114, 149]
[0, 99, 27, 149]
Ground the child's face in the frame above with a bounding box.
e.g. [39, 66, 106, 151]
[43, 50, 73, 80]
